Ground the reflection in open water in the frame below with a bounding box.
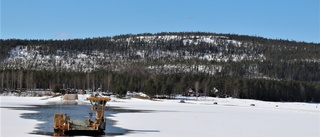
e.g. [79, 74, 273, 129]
[13, 104, 131, 136]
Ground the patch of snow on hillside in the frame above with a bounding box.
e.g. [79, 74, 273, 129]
[9, 45, 29, 59]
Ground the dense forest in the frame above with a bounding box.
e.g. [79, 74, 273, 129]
[1, 69, 320, 102]
[0, 32, 319, 102]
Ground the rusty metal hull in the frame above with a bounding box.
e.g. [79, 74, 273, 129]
[63, 130, 105, 136]
[54, 120, 106, 136]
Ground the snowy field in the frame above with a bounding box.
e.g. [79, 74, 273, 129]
[1, 95, 319, 137]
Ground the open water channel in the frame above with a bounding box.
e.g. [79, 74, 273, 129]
[5, 104, 153, 136]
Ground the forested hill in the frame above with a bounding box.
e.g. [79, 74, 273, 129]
[1, 32, 319, 81]
[1, 32, 320, 102]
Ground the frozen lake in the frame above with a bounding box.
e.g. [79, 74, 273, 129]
[1, 95, 319, 137]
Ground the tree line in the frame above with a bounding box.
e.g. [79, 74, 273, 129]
[1, 69, 320, 102]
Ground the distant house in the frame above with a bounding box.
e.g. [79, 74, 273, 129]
[185, 87, 200, 97]
[184, 87, 206, 97]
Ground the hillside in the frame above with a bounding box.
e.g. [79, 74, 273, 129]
[1, 32, 320, 101]
[1, 32, 319, 80]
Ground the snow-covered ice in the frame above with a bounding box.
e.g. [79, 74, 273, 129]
[109, 97, 320, 137]
[0, 95, 319, 137]
[1, 96, 48, 137]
